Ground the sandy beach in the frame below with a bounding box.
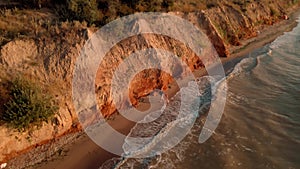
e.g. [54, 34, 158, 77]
[6, 7, 300, 169]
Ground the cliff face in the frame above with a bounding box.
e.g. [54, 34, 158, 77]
[184, 0, 300, 56]
[88, 0, 300, 118]
[0, 1, 299, 164]
[95, 34, 206, 117]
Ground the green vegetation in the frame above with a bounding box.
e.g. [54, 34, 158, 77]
[0, 0, 299, 46]
[4, 0, 177, 25]
[270, 7, 279, 17]
[2, 0, 300, 27]
[56, 0, 100, 25]
[213, 22, 228, 40]
[206, 1, 218, 9]
[0, 77, 58, 132]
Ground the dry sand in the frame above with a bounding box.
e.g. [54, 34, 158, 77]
[7, 8, 300, 169]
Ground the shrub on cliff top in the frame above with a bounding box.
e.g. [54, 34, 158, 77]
[56, 0, 100, 25]
[0, 77, 58, 132]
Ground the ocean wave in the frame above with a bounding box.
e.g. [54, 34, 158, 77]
[228, 57, 257, 77]
[101, 75, 228, 169]
[120, 81, 202, 158]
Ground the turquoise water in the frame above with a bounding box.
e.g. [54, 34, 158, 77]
[101, 17, 300, 169]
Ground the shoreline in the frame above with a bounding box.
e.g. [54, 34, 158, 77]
[6, 8, 300, 169]
[223, 6, 300, 67]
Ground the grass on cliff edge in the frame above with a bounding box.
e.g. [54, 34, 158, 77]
[0, 77, 58, 132]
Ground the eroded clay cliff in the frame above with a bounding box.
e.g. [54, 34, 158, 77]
[0, 0, 299, 165]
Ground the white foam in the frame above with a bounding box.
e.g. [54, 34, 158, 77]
[270, 17, 300, 49]
[111, 76, 225, 168]
[229, 57, 256, 77]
